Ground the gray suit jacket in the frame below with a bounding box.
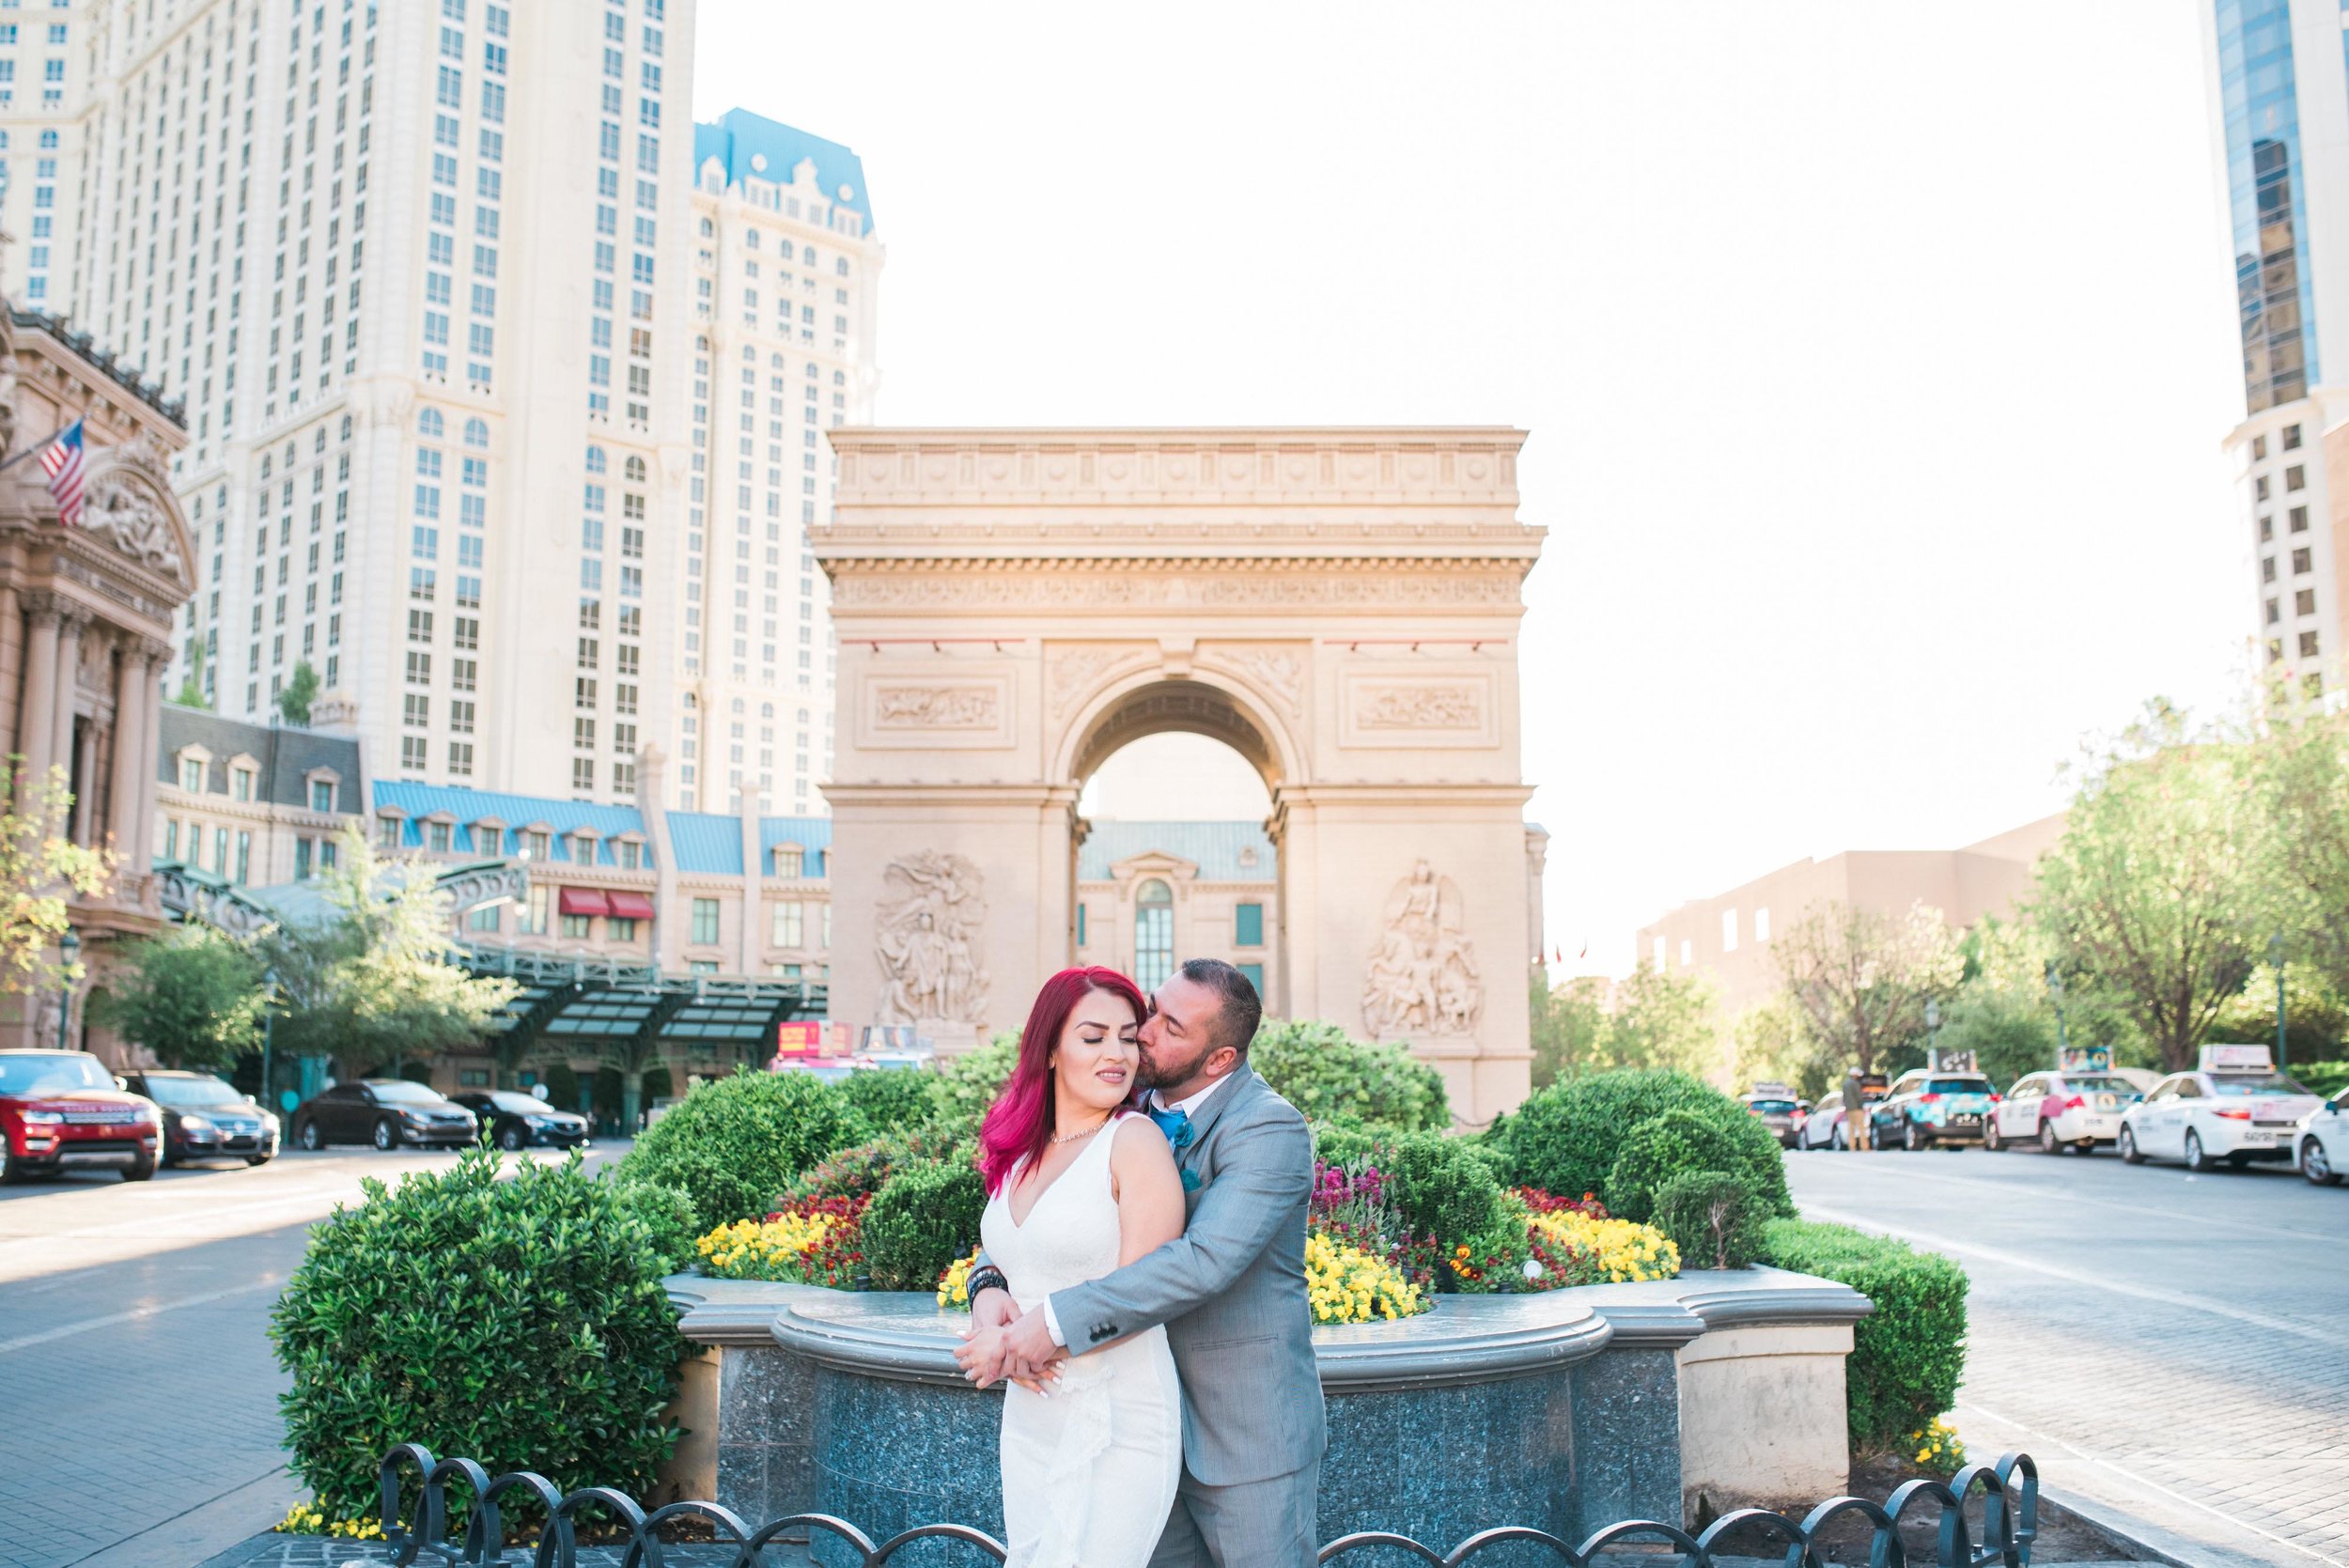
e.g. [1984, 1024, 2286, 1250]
[1036, 1063, 1326, 1487]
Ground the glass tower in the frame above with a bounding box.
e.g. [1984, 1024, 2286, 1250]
[2216, 0, 2318, 412]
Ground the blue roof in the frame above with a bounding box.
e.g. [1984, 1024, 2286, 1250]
[1078, 822, 1276, 883]
[371, 783, 646, 865]
[695, 109, 875, 233]
[664, 812, 744, 876]
[759, 815, 832, 878]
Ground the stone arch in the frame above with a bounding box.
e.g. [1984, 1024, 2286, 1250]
[1054, 672, 1299, 794]
[80, 442, 197, 598]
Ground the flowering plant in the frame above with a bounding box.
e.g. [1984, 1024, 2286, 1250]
[693, 1194, 870, 1284]
[1906, 1416, 1966, 1469]
[1304, 1231, 1426, 1324]
[1525, 1203, 1679, 1283]
[273, 1500, 388, 1540]
[937, 1247, 980, 1311]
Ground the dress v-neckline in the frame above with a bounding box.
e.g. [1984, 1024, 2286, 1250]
[1006, 1116, 1113, 1230]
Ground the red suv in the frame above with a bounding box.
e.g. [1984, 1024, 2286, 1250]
[0, 1049, 162, 1182]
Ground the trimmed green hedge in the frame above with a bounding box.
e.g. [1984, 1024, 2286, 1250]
[1252, 1020, 1451, 1132]
[837, 1066, 941, 1138]
[272, 1148, 686, 1517]
[617, 1069, 866, 1234]
[862, 1159, 988, 1291]
[1651, 1170, 1764, 1270]
[1486, 1069, 1793, 1219]
[1604, 1110, 1742, 1223]
[1763, 1218, 1968, 1452]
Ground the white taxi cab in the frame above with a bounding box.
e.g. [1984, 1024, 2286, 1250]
[2117, 1045, 2325, 1172]
[2296, 1092, 2349, 1186]
[1983, 1068, 2141, 1154]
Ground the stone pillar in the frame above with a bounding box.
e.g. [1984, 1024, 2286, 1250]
[17, 593, 60, 784]
[49, 609, 84, 809]
[107, 637, 151, 861]
[71, 704, 98, 846]
[130, 640, 166, 881]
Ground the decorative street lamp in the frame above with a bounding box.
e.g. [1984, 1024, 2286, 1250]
[2271, 932, 2288, 1072]
[1924, 997, 1941, 1063]
[2045, 961, 2069, 1060]
[55, 927, 80, 1053]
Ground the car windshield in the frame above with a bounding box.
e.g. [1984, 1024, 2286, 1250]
[2061, 1076, 2136, 1095]
[365, 1080, 444, 1104]
[1925, 1079, 1990, 1094]
[1747, 1099, 1797, 1113]
[142, 1075, 240, 1107]
[0, 1053, 113, 1094]
[2209, 1073, 2310, 1097]
[487, 1091, 551, 1112]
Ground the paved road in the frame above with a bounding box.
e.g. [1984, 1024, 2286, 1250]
[0, 1143, 626, 1568]
[1785, 1141, 2345, 1568]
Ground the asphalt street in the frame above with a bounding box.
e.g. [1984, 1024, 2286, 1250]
[1785, 1139, 2346, 1568]
[0, 1142, 625, 1568]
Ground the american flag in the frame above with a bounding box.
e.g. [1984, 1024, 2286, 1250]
[39, 419, 86, 528]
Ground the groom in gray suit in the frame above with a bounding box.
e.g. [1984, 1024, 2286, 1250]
[956, 957, 1325, 1566]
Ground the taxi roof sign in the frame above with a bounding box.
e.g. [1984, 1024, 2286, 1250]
[1749, 1081, 1795, 1100]
[2200, 1043, 2274, 1073]
[2059, 1045, 2112, 1074]
[1928, 1047, 1979, 1074]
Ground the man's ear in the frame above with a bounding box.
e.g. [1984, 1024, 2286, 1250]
[1207, 1045, 1239, 1080]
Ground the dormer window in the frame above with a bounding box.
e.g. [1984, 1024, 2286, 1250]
[309, 780, 336, 813]
[617, 840, 642, 870]
[231, 767, 256, 802]
[773, 844, 803, 878]
[428, 821, 453, 853]
[572, 831, 597, 863]
[1237, 846, 1259, 869]
[179, 758, 205, 793]
[376, 815, 403, 849]
[523, 830, 551, 860]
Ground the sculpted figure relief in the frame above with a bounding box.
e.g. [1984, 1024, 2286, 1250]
[83, 474, 184, 577]
[875, 850, 991, 1024]
[1361, 859, 1484, 1039]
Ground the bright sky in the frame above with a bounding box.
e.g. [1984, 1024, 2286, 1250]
[696, 1, 2249, 976]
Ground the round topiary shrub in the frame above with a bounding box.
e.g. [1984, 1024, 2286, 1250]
[925, 1033, 1020, 1137]
[861, 1158, 988, 1291]
[1488, 1068, 1792, 1219]
[1650, 1169, 1765, 1270]
[614, 1177, 701, 1275]
[617, 1068, 866, 1234]
[837, 1065, 941, 1138]
[1375, 1128, 1506, 1248]
[1252, 1020, 1451, 1132]
[1604, 1110, 1741, 1222]
[272, 1147, 687, 1519]
[779, 1122, 976, 1208]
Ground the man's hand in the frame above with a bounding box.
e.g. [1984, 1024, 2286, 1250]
[997, 1301, 1060, 1378]
[969, 1286, 1019, 1334]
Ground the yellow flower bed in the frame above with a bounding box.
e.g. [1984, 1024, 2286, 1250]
[693, 1210, 841, 1281]
[1527, 1208, 1679, 1282]
[1304, 1232, 1426, 1325]
[1907, 1416, 1966, 1470]
[273, 1500, 387, 1540]
[938, 1248, 979, 1310]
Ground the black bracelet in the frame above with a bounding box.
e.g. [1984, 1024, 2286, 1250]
[966, 1265, 1009, 1300]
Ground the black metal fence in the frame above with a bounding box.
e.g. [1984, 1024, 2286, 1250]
[374, 1442, 2042, 1568]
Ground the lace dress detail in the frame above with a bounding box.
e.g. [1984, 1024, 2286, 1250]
[978, 1114, 1182, 1568]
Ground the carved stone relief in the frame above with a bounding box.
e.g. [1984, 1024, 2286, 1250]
[82, 474, 184, 578]
[831, 570, 1522, 612]
[1048, 647, 1128, 720]
[1356, 683, 1482, 730]
[873, 685, 998, 729]
[875, 850, 991, 1025]
[1361, 860, 1484, 1040]
[1208, 647, 1305, 717]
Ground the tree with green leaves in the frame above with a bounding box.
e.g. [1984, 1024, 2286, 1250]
[261, 825, 519, 1077]
[277, 660, 319, 727]
[2248, 697, 2349, 1006]
[1599, 959, 1722, 1076]
[90, 924, 269, 1070]
[0, 762, 111, 1000]
[1529, 971, 1608, 1088]
[1773, 899, 1963, 1080]
[2030, 702, 2276, 1071]
[172, 643, 210, 710]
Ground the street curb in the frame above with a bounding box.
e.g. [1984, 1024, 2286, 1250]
[2039, 1482, 2241, 1568]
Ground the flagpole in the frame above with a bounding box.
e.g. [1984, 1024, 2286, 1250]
[0, 417, 77, 474]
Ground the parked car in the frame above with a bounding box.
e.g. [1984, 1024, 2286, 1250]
[1870, 1068, 1999, 1150]
[451, 1090, 591, 1152]
[1983, 1070, 2141, 1155]
[2118, 1064, 2324, 1172]
[1741, 1088, 1805, 1148]
[1800, 1090, 1849, 1149]
[122, 1070, 279, 1167]
[0, 1049, 162, 1182]
[2297, 1094, 2349, 1186]
[289, 1079, 478, 1151]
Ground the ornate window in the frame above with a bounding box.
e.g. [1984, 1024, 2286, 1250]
[1135, 878, 1174, 993]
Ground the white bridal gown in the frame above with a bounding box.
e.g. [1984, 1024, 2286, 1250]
[977, 1116, 1183, 1568]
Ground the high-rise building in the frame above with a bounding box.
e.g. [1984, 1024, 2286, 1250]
[2204, 1, 2349, 697]
[681, 110, 880, 815]
[0, 5, 878, 817]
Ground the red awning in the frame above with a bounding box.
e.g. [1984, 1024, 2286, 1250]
[557, 887, 613, 918]
[606, 891, 656, 921]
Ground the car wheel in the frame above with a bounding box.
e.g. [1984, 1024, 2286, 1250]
[297, 1119, 321, 1151]
[497, 1123, 527, 1153]
[1904, 1118, 1926, 1152]
[1983, 1118, 2003, 1152]
[122, 1150, 156, 1182]
[2302, 1137, 2341, 1187]
[2039, 1121, 2062, 1156]
[1830, 1124, 1848, 1151]
[372, 1117, 398, 1152]
[0, 1144, 19, 1185]
[2184, 1130, 2211, 1172]
[245, 1153, 272, 1167]
[2119, 1126, 2142, 1163]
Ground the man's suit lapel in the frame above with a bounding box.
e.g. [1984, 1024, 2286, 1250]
[1179, 1061, 1258, 1163]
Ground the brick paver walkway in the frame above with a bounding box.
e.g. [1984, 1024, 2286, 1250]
[1788, 1143, 2348, 1568]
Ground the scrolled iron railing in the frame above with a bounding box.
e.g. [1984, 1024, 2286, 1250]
[371, 1442, 2042, 1567]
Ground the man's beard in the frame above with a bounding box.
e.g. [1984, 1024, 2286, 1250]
[1139, 1038, 1211, 1092]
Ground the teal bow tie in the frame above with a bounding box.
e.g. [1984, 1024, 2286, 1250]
[1147, 1104, 1192, 1149]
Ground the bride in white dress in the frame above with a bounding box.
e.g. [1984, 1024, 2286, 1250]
[966, 967, 1186, 1568]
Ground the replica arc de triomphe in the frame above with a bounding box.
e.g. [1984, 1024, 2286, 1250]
[817, 427, 1548, 1126]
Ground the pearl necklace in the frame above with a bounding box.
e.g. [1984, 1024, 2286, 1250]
[1050, 1113, 1113, 1145]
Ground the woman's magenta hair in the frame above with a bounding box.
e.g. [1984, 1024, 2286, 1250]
[978, 966, 1148, 1196]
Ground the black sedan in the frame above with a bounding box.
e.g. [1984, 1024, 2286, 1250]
[289, 1079, 478, 1151]
[121, 1070, 279, 1166]
[451, 1091, 592, 1152]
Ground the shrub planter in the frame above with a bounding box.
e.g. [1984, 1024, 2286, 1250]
[663, 1265, 1868, 1559]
